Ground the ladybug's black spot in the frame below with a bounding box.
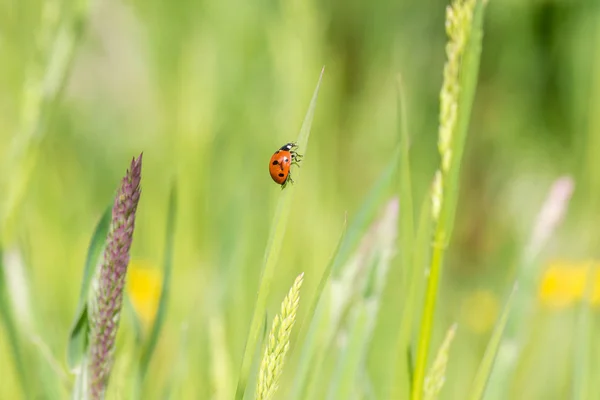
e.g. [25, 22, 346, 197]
[278, 173, 285, 178]
[283, 157, 289, 163]
[272, 160, 279, 165]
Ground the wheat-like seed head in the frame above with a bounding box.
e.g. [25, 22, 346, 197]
[256, 272, 304, 400]
[433, 0, 477, 222]
[424, 324, 458, 400]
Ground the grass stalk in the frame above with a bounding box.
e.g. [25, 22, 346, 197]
[424, 323, 457, 400]
[256, 273, 304, 400]
[392, 187, 433, 398]
[467, 283, 518, 400]
[411, 0, 488, 398]
[0, 249, 30, 399]
[234, 67, 325, 400]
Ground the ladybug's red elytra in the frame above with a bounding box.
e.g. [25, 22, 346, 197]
[269, 142, 303, 188]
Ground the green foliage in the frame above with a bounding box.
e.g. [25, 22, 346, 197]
[0, 0, 598, 398]
[234, 68, 325, 400]
[66, 205, 112, 371]
[412, 0, 488, 398]
[0, 248, 30, 399]
[468, 284, 517, 400]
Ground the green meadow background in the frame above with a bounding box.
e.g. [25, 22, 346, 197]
[1, 0, 600, 399]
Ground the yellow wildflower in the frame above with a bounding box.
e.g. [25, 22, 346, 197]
[538, 260, 600, 308]
[126, 260, 163, 328]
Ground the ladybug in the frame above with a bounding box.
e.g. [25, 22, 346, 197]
[269, 142, 303, 188]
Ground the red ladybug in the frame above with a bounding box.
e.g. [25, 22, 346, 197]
[269, 142, 303, 188]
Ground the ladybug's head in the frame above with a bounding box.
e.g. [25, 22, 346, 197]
[280, 142, 297, 151]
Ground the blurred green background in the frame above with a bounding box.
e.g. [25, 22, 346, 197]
[1, 0, 600, 398]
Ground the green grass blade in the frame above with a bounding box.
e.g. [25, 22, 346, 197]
[332, 148, 400, 277]
[139, 181, 178, 380]
[468, 283, 518, 400]
[412, 1, 488, 398]
[371, 74, 415, 399]
[66, 203, 112, 371]
[71, 355, 90, 400]
[424, 323, 457, 400]
[1, 0, 93, 246]
[573, 264, 594, 400]
[0, 248, 30, 399]
[392, 186, 433, 399]
[326, 303, 369, 400]
[326, 198, 398, 400]
[289, 217, 346, 399]
[234, 67, 325, 400]
[290, 150, 400, 400]
[396, 74, 414, 287]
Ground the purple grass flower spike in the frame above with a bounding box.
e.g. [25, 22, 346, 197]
[88, 153, 143, 399]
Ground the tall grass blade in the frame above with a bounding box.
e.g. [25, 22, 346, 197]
[1, 0, 93, 245]
[423, 323, 457, 400]
[72, 356, 90, 400]
[0, 248, 30, 399]
[468, 283, 518, 400]
[396, 74, 414, 287]
[66, 204, 112, 371]
[486, 177, 574, 400]
[289, 217, 346, 399]
[374, 75, 415, 398]
[439, 0, 488, 241]
[331, 149, 399, 277]
[412, 1, 488, 398]
[234, 67, 325, 400]
[290, 152, 400, 400]
[326, 198, 398, 400]
[139, 181, 178, 380]
[326, 303, 369, 400]
[392, 187, 433, 399]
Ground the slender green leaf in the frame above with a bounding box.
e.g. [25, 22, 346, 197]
[392, 187, 433, 399]
[0, 248, 30, 399]
[468, 283, 518, 400]
[289, 215, 346, 398]
[234, 67, 325, 400]
[66, 203, 112, 371]
[396, 73, 415, 289]
[290, 149, 400, 400]
[71, 355, 90, 400]
[139, 181, 178, 379]
[369, 74, 416, 399]
[412, 1, 488, 398]
[331, 148, 399, 277]
[326, 303, 369, 400]
[326, 198, 397, 400]
[424, 323, 457, 400]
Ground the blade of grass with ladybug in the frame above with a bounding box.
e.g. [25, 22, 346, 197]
[234, 66, 325, 400]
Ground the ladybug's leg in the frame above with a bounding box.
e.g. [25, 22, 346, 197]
[291, 152, 303, 167]
[281, 174, 295, 190]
